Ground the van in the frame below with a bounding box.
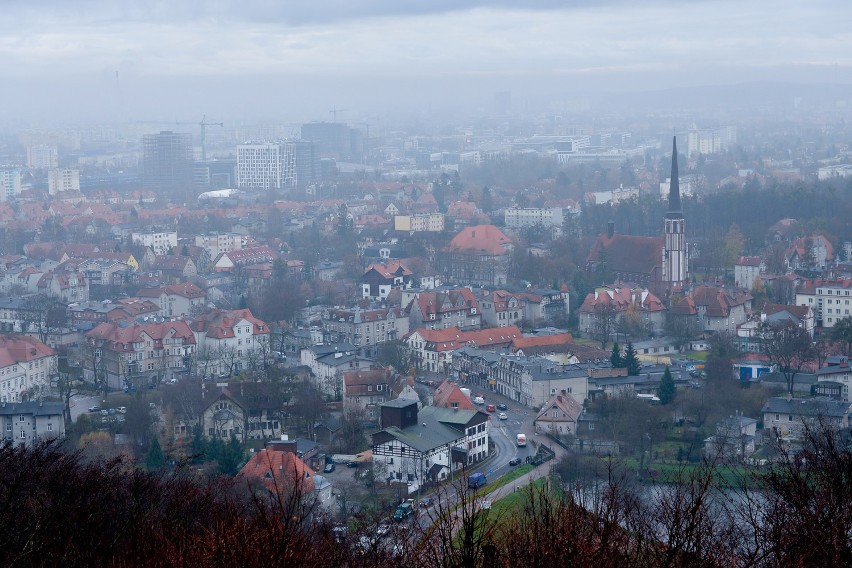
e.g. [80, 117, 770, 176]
[517, 433, 527, 447]
[468, 472, 487, 489]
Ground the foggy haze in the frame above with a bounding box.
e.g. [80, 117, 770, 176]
[1, 0, 850, 123]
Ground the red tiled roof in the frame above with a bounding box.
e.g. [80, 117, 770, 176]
[510, 333, 574, 351]
[364, 260, 413, 280]
[587, 233, 663, 277]
[191, 309, 269, 339]
[432, 379, 476, 410]
[85, 320, 196, 351]
[239, 448, 315, 494]
[447, 225, 512, 255]
[0, 335, 55, 368]
[737, 256, 762, 267]
[534, 393, 582, 424]
[578, 286, 665, 314]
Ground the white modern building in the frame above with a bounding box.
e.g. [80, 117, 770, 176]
[0, 170, 22, 201]
[131, 230, 178, 255]
[47, 168, 81, 195]
[504, 207, 564, 230]
[236, 141, 296, 190]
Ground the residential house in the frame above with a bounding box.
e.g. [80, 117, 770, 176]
[343, 368, 393, 423]
[201, 383, 284, 442]
[213, 246, 278, 272]
[815, 356, 852, 402]
[136, 282, 206, 317]
[703, 415, 758, 460]
[735, 256, 764, 289]
[762, 396, 851, 441]
[406, 288, 481, 331]
[0, 335, 57, 403]
[431, 379, 475, 411]
[578, 285, 666, 336]
[371, 399, 490, 493]
[37, 270, 88, 302]
[0, 401, 65, 447]
[786, 234, 835, 270]
[150, 255, 198, 283]
[300, 343, 373, 399]
[239, 443, 333, 514]
[405, 325, 521, 374]
[478, 290, 525, 328]
[795, 278, 852, 328]
[533, 393, 583, 436]
[191, 309, 271, 379]
[670, 285, 752, 334]
[322, 306, 408, 353]
[361, 261, 414, 300]
[517, 287, 571, 326]
[84, 320, 196, 390]
[131, 230, 178, 256]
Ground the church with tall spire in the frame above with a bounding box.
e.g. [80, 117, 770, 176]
[586, 136, 689, 300]
[662, 136, 688, 292]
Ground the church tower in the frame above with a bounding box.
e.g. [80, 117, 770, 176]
[662, 136, 687, 290]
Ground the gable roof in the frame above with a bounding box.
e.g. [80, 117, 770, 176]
[239, 448, 316, 494]
[587, 233, 663, 276]
[534, 393, 583, 424]
[432, 379, 476, 410]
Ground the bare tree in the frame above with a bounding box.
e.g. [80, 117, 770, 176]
[759, 320, 817, 396]
[591, 302, 618, 349]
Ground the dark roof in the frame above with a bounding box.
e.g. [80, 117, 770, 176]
[762, 397, 850, 417]
[587, 234, 663, 276]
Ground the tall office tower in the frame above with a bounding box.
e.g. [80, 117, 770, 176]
[48, 168, 81, 195]
[300, 122, 363, 162]
[142, 131, 194, 195]
[27, 144, 59, 169]
[290, 140, 320, 188]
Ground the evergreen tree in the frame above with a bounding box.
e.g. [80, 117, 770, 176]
[658, 366, 676, 405]
[145, 437, 166, 471]
[190, 424, 207, 464]
[610, 342, 623, 368]
[623, 342, 641, 376]
[217, 436, 243, 476]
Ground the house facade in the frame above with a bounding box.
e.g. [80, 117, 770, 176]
[0, 401, 65, 447]
[371, 400, 489, 493]
[0, 335, 57, 403]
[192, 309, 271, 378]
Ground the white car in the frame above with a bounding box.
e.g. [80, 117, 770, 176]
[498, 412, 508, 420]
[473, 396, 485, 405]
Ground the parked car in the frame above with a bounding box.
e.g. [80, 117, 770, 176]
[117, 406, 127, 414]
[509, 457, 522, 466]
[419, 496, 434, 508]
[88, 405, 101, 413]
[346, 460, 359, 468]
[498, 412, 508, 420]
[393, 502, 414, 521]
[468, 472, 487, 489]
[496, 403, 507, 411]
[324, 462, 336, 473]
[473, 396, 485, 405]
[486, 404, 496, 413]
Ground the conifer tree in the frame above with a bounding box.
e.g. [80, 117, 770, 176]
[658, 366, 676, 405]
[623, 342, 641, 376]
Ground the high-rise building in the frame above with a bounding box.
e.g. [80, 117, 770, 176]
[142, 131, 194, 194]
[300, 122, 363, 162]
[27, 144, 58, 169]
[48, 168, 81, 195]
[662, 137, 688, 291]
[0, 170, 22, 201]
[237, 141, 320, 190]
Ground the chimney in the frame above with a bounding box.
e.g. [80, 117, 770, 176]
[607, 221, 615, 239]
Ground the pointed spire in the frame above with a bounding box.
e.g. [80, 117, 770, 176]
[667, 136, 682, 215]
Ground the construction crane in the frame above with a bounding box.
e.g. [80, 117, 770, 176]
[329, 108, 348, 122]
[166, 115, 223, 162]
[197, 115, 224, 162]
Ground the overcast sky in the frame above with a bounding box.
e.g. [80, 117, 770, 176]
[1, 0, 850, 122]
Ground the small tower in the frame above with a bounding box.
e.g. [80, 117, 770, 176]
[662, 137, 687, 290]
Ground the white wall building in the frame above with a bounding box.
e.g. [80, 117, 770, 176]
[131, 230, 178, 255]
[504, 207, 564, 229]
[0, 170, 22, 201]
[194, 232, 243, 259]
[236, 141, 296, 190]
[0, 336, 58, 403]
[48, 168, 81, 195]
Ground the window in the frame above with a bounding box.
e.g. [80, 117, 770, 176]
[775, 414, 780, 421]
[47, 423, 52, 432]
[20, 430, 25, 439]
